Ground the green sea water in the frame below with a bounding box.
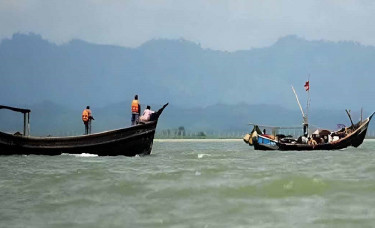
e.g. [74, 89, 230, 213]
[1, 139, 375, 228]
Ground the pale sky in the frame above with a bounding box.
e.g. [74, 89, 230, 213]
[1, 0, 375, 51]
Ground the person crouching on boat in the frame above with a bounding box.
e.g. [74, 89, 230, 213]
[308, 137, 317, 146]
[82, 106, 94, 135]
[131, 95, 141, 126]
[139, 105, 154, 122]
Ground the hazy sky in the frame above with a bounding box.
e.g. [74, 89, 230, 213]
[1, 0, 374, 51]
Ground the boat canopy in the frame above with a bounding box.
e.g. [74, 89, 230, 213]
[0, 105, 31, 136]
[0, 105, 30, 113]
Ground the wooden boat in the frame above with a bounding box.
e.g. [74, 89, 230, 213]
[244, 112, 374, 151]
[243, 81, 374, 151]
[0, 103, 168, 156]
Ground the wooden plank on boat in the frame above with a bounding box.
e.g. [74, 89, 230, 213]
[0, 105, 30, 113]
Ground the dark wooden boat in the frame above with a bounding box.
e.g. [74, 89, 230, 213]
[0, 103, 168, 156]
[244, 81, 374, 151]
[244, 112, 374, 151]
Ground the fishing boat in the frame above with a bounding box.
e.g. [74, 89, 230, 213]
[244, 113, 374, 151]
[243, 81, 374, 151]
[0, 103, 168, 156]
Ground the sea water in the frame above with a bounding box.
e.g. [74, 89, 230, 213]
[1, 139, 375, 227]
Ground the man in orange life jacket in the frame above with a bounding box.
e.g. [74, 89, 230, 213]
[82, 106, 94, 135]
[131, 95, 141, 126]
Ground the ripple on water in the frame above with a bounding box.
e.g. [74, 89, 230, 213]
[1, 139, 375, 227]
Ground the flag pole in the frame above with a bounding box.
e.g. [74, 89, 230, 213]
[306, 75, 310, 125]
[307, 75, 310, 136]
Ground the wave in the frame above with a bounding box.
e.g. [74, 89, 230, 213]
[198, 154, 210, 159]
[258, 176, 329, 198]
[61, 153, 98, 157]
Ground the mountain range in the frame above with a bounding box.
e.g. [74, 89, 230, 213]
[0, 33, 374, 136]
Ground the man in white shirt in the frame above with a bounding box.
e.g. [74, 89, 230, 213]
[139, 105, 154, 122]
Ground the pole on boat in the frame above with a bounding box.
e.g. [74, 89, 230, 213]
[292, 85, 308, 137]
[292, 86, 305, 118]
[345, 109, 354, 129]
[27, 112, 30, 136]
[23, 113, 27, 136]
[306, 77, 310, 137]
[306, 75, 310, 126]
[22, 112, 31, 136]
[22, 112, 30, 136]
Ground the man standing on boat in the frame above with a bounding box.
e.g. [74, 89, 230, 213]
[82, 106, 94, 135]
[131, 95, 141, 126]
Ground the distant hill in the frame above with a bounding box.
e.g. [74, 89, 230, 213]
[0, 33, 374, 135]
[1, 33, 375, 110]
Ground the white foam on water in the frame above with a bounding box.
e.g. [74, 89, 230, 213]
[61, 153, 98, 157]
[197, 154, 210, 159]
[283, 181, 294, 190]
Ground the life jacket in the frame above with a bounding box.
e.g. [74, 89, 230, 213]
[131, 100, 139, 113]
[82, 109, 89, 122]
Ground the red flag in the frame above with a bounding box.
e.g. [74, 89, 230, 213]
[304, 81, 309, 91]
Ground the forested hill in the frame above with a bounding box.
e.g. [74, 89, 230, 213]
[0, 33, 374, 135]
[1, 33, 375, 110]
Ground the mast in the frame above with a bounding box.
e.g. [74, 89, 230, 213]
[345, 109, 354, 129]
[306, 75, 310, 126]
[291, 86, 305, 118]
[291, 84, 309, 137]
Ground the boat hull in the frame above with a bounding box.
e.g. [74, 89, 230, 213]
[248, 112, 374, 151]
[254, 142, 279, 150]
[0, 121, 157, 156]
[277, 117, 371, 151]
